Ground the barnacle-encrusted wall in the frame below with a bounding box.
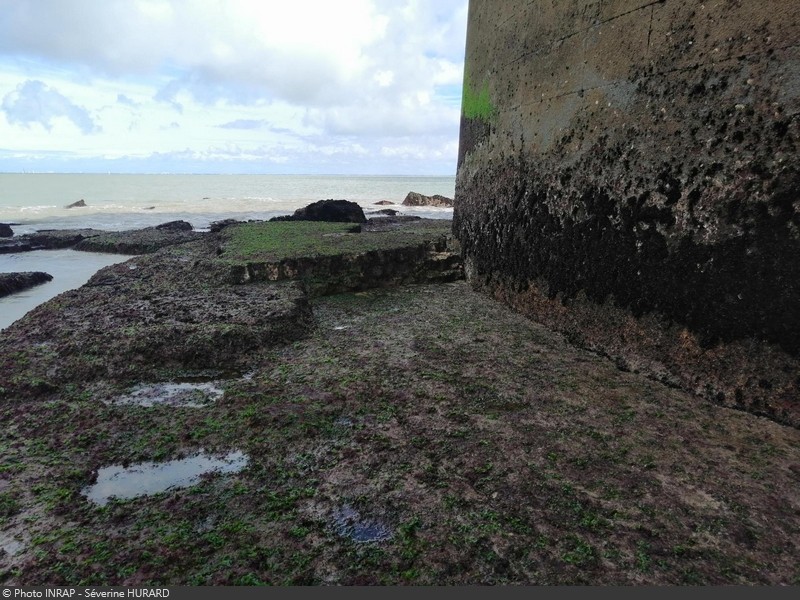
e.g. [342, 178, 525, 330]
[454, 0, 800, 424]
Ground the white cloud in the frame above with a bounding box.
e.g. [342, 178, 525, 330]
[0, 0, 468, 173]
[2, 79, 99, 133]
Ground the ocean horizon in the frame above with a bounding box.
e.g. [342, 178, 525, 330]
[0, 173, 456, 234]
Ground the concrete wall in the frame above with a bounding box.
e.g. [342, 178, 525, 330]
[454, 0, 800, 425]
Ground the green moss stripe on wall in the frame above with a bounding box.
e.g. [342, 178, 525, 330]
[462, 72, 496, 122]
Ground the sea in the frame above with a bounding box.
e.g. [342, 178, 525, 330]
[0, 173, 456, 330]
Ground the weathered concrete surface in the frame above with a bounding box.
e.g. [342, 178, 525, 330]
[455, 0, 800, 425]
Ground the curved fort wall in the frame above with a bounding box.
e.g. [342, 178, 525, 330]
[454, 0, 799, 425]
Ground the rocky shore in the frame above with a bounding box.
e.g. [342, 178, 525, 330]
[0, 221, 202, 255]
[0, 215, 462, 389]
[0, 214, 798, 585]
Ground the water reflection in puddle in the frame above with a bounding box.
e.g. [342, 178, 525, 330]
[0, 533, 24, 557]
[83, 451, 249, 506]
[111, 381, 225, 407]
[333, 504, 393, 543]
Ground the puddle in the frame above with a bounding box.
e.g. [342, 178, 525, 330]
[335, 416, 354, 427]
[332, 504, 393, 543]
[0, 532, 24, 557]
[83, 451, 249, 506]
[111, 381, 225, 407]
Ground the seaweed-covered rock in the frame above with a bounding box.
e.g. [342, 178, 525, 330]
[74, 223, 202, 254]
[0, 240, 33, 254]
[20, 229, 104, 250]
[0, 272, 53, 298]
[0, 238, 313, 389]
[222, 218, 462, 295]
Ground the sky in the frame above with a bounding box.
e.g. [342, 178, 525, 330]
[0, 0, 468, 175]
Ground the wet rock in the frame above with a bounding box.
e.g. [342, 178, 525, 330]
[155, 220, 193, 232]
[0, 238, 315, 390]
[74, 223, 203, 254]
[65, 199, 87, 208]
[368, 209, 400, 216]
[0, 223, 12, 238]
[18, 229, 104, 250]
[359, 216, 422, 232]
[271, 199, 366, 224]
[0, 240, 32, 254]
[374, 200, 395, 205]
[402, 192, 454, 208]
[0, 272, 53, 298]
[209, 218, 241, 233]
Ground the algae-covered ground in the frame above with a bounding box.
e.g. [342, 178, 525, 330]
[0, 220, 798, 585]
[219, 220, 452, 262]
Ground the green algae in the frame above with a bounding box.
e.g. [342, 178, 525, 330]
[462, 71, 497, 122]
[219, 220, 453, 263]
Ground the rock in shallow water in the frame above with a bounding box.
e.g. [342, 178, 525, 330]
[0, 272, 53, 298]
[401, 191, 453, 208]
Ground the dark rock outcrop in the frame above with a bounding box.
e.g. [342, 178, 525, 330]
[374, 200, 395, 205]
[65, 199, 87, 208]
[19, 229, 104, 250]
[402, 192, 454, 208]
[0, 272, 53, 298]
[1, 223, 200, 256]
[0, 223, 13, 238]
[209, 219, 242, 233]
[155, 220, 193, 232]
[270, 199, 366, 224]
[0, 240, 33, 254]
